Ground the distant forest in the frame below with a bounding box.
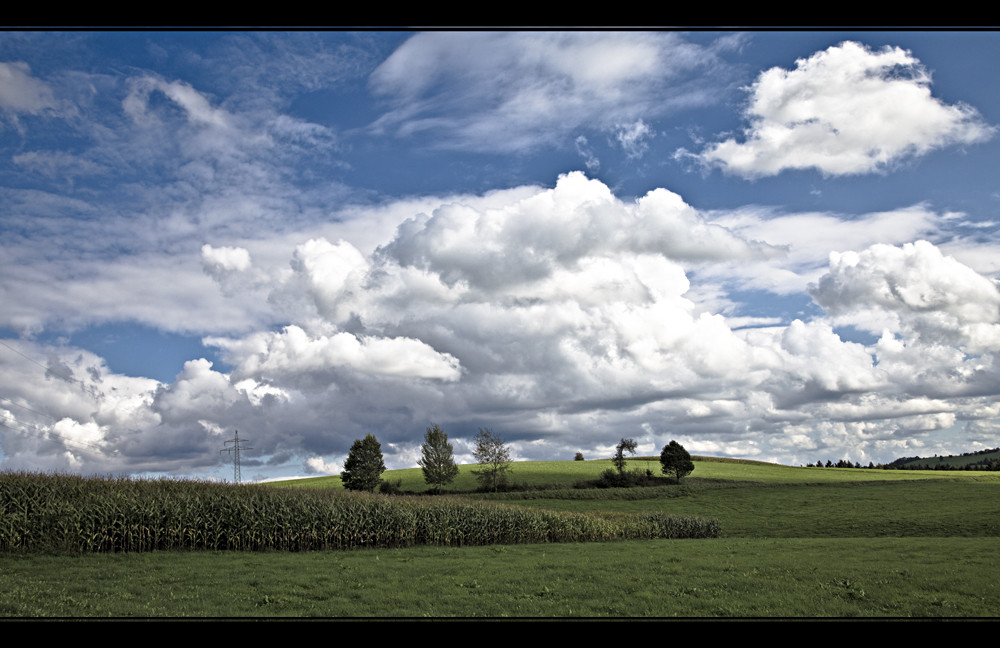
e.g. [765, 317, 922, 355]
[806, 448, 1000, 471]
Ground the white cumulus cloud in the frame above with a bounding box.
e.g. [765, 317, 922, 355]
[697, 41, 994, 177]
[812, 240, 1000, 351]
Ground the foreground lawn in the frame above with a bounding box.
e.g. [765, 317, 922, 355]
[2, 538, 996, 617]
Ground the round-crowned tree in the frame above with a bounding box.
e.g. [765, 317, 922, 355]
[660, 440, 694, 484]
[341, 434, 386, 492]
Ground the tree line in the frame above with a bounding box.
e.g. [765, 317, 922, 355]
[340, 428, 695, 493]
[805, 449, 1000, 471]
[340, 426, 513, 493]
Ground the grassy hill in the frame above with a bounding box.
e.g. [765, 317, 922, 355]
[270, 455, 978, 492]
[889, 448, 1000, 469]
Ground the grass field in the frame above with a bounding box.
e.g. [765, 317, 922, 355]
[3, 458, 999, 617]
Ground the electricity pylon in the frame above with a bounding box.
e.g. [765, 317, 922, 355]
[221, 429, 251, 483]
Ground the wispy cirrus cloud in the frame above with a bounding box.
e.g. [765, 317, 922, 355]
[367, 32, 735, 153]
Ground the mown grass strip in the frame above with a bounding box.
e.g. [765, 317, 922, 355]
[3, 537, 997, 617]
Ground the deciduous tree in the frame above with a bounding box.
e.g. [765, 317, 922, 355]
[612, 438, 638, 474]
[341, 434, 386, 492]
[418, 424, 459, 492]
[472, 428, 511, 492]
[659, 440, 694, 484]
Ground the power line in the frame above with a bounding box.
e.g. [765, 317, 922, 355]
[0, 340, 114, 457]
[0, 339, 51, 373]
[0, 396, 59, 422]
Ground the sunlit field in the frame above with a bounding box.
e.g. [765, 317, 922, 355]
[3, 458, 999, 617]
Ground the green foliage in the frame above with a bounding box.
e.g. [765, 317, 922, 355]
[341, 434, 386, 493]
[472, 428, 512, 492]
[379, 478, 403, 495]
[418, 425, 459, 492]
[612, 438, 638, 474]
[574, 452, 585, 461]
[660, 440, 695, 484]
[595, 468, 660, 488]
[0, 472, 719, 554]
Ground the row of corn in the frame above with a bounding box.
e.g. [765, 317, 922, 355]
[0, 472, 720, 553]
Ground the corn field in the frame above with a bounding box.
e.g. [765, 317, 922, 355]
[0, 472, 720, 553]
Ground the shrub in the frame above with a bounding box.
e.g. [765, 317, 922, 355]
[379, 478, 403, 495]
[596, 468, 653, 488]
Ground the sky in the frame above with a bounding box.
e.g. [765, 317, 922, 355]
[2, 30, 1000, 481]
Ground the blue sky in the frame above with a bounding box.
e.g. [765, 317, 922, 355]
[2, 30, 1000, 480]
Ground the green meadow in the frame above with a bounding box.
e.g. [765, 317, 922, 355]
[2, 458, 999, 617]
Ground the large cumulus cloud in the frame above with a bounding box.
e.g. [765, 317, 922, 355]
[5, 173, 1000, 477]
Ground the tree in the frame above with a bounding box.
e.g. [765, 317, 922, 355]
[612, 438, 638, 474]
[659, 440, 694, 484]
[418, 424, 459, 492]
[574, 452, 585, 461]
[341, 434, 386, 492]
[472, 427, 511, 492]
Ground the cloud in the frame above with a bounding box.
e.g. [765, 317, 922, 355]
[12, 151, 106, 180]
[378, 171, 772, 295]
[202, 244, 252, 273]
[0, 61, 56, 114]
[207, 325, 463, 383]
[696, 41, 995, 177]
[124, 76, 232, 130]
[368, 32, 729, 152]
[614, 119, 653, 158]
[705, 204, 943, 295]
[305, 455, 341, 475]
[811, 240, 1000, 352]
[5, 170, 1000, 476]
[575, 135, 599, 170]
